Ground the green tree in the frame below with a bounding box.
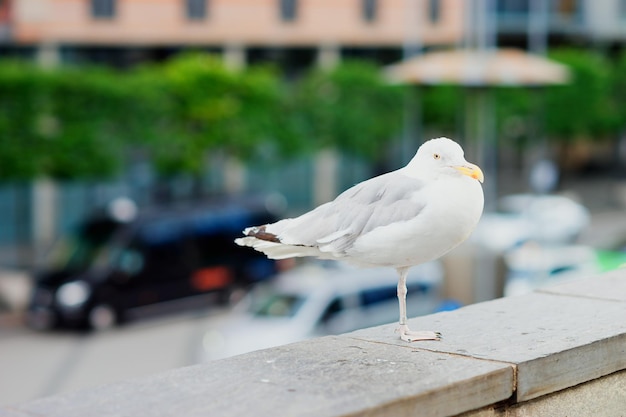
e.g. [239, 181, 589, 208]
[544, 49, 619, 142]
[291, 60, 406, 161]
[0, 60, 155, 180]
[611, 50, 626, 132]
[0, 60, 46, 179]
[421, 85, 463, 134]
[142, 53, 292, 176]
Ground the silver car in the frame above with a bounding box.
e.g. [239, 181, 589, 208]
[197, 260, 445, 362]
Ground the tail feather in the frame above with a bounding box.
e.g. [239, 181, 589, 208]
[241, 225, 280, 243]
[235, 236, 324, 260]
[236, 218, 348, 261]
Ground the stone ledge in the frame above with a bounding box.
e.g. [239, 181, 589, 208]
[3, 271, 626, 417]
[461, 368, 626, 417]
[350, 277, 626, 402]
[1, 337, 514, 417]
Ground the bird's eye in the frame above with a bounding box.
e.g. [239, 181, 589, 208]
[433, 153, 441, 160]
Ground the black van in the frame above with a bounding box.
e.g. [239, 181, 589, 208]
[26, 199, 280, 330]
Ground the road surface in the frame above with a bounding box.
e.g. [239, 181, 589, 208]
[0, 309, 227, 406]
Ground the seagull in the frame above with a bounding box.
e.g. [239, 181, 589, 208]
[235, 137, 484, 342]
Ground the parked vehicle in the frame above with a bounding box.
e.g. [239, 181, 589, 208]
[470, 193, 595, 297]
[503, 243, 598, 296]
[504, 241, 626, 296]
[197, 260, 448, 362]
[472, 193, 590, 252]
[26, 198, 280, 330]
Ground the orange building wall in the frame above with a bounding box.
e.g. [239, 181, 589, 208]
[12, 0, 464, 46]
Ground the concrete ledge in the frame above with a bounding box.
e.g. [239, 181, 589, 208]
[462, 368, 626, 417]
[350, 272, 626, 402]
[3, 270, 626, 417]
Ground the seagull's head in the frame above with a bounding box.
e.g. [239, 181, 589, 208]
[407, 137, 484, 183]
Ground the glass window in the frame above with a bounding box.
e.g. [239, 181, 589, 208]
[496, 0, 529, 14]
[621, 0, 626, 21]
[550, 0, 581, 22]
[186, 0, 207, 20]
[139, 219, 184, 245]
[91, 0, 115, 19]
[428, 0, 441, 23]
[554, 0, 577, 15]
[358, 283, 431, 307]
[320, 298, 343, 324]
[128, 227, 188, 283]
[279, 0, 297, 21]
[250, 292, 305, 318]
[44, 218, 121, 273]
[360, 286, 397, 307]
[362, 0, 377, 22]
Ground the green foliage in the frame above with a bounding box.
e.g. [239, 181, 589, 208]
[0, 54, 293, 180]
[0, 61, 45, 179]
[611, 50, 626, 129]
[456, 48, 624, 146]
[2, 48, 626, 181]
[139, 53, 292, 175]
[421, 85, 463, 133]
[290, 60, 406, 160]
[544, 49, 619, 140]
[43, 68, 131, 178]
[0, 61, 153, 180]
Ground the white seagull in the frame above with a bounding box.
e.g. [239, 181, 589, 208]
[236, 137, 484, 342]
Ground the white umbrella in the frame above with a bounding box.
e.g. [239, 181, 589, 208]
[385, 48, 570, 87]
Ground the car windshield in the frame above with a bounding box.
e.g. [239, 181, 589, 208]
[43, 219, 121, 273]
[248, 289, 306, 318]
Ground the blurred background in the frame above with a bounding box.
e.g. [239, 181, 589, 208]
[3, 0, 626, 406]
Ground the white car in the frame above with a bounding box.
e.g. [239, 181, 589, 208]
[503, 243, 599, 296]
[197, 260, 444, 362]
[472, 193, 590, 252]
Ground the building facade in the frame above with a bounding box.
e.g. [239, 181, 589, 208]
[4, 1, 626, 67]
[4, 0, 465, 69]
[495, 0, 626, 51]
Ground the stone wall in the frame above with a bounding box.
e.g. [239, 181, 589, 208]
[2, 270, 625, 417]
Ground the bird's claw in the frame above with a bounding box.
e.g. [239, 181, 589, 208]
[396, 325, 442, 342]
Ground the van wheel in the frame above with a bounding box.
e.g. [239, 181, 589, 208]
[88, 304, 117, 330]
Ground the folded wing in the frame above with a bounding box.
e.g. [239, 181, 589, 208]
[236, 171, 427, 260]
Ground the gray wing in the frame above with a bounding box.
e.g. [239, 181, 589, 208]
[277, 171, 427, 254]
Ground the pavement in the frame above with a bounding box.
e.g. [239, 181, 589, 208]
[0, 307, 230, 406]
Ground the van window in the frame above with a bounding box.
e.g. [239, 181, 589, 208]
[250, 292, 305, 318]
[140, 219, 185, 245]
[360, 286, 397, 307]
[407, 282, 431, 295]
[190, 226, 237, 265]
[359, 282, 431, 307]
[126, 221, 189, 282]
[43, 218, 120, 274]
[190, 209, 246, 262]
[320, 297, 342, 324]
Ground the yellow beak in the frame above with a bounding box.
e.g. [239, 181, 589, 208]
[454, 163, 484, 183]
